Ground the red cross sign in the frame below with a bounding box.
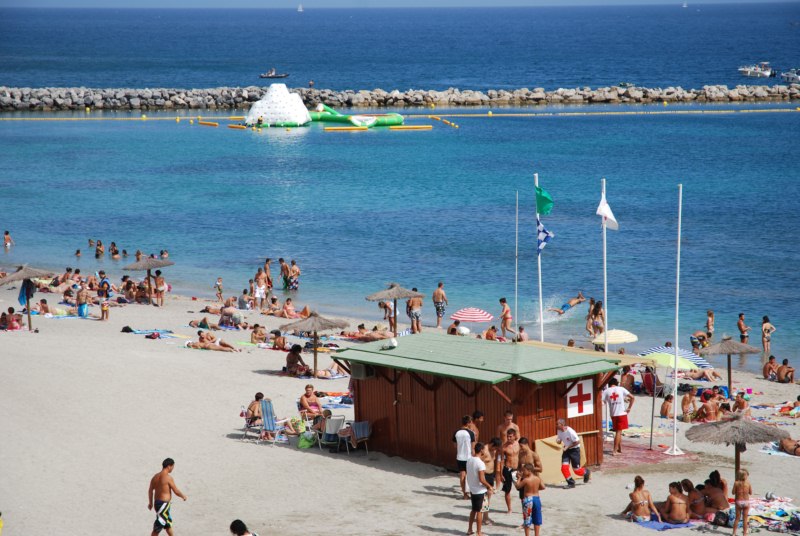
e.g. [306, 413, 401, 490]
[567, 379, 594, 418]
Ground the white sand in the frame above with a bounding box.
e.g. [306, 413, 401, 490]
[1, 286, 798, 536]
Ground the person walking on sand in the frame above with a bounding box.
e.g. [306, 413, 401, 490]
[406, 289, 423, 334]
[213, 277, 224, 302]
[761, 316, 776, 355]
[548, 291, 586, 316]
[466, 442, 494, 536]
[603, 378, 634, 455]
[732, 469, 752, 536]
[148, 458, 187, 536]
[499, 298, 515, 339]
[432, 282, 448, 328]
[514, 463, 545, 536]
[737, 313, 751, 344]
[454, 416, 476, 500]
[556, 419, 590, 488]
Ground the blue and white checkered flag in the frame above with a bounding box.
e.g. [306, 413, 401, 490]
[537, 215, 554, 255]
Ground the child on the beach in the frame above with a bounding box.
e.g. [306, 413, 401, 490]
[214, 277, 224, 302]
[100, 298, 109, 321]
[732, 469, 752, 536]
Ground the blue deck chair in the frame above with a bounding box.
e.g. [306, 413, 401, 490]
[343, 421, 371, 454]
[258, 399, 287, 446]
[240, 404, 261, 442]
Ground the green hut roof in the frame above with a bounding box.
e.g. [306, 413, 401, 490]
[338, 333, 619, 385]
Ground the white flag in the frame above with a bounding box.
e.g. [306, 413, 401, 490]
[596, 193, 619, 231]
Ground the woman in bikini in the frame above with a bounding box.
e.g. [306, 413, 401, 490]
[681, 480, 706, 519]
[622, 475, 661, 523]
[585, 297, 596, 337]
[499, 297, 515, 339]
[659, 482, 690, 524]
[299, 384, 323, 419]
[761, 316, 776, 355]
[592, 301, 605, 336]
[732, 469, 752, 536]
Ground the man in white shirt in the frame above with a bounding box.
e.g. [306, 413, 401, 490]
[453, 415, 476, 499]
[466, 442, 494, 536]
[602, 377, 634, 455]
[556, 419, 590, 488]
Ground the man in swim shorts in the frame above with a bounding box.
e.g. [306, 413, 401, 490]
[603, 377, 634, 455]
[406, 289, 423, 334]
[431, 282, 448, 328]
[514, 463, 545, 536]
[148, 458, 187, 536]
[737, 313, 751, 344]
[3, 230, 14, 248]
[254, 268, 268, 309]
[499, 428, 521, 513]
[777, 359, 795, 383]
[76, 284, 91, 318]
[548, 291, 585, 315]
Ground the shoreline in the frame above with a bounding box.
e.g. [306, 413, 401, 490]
[1, 83, 799, 112]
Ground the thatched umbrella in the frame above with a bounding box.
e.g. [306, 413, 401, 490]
[699, 335, 761, 396]
[123, 258, 175, 305]
[686, 412, 789, 477]
[280, 311, 349, 375]
[0, 264, 56, 331]
[365, 283, 423, 336]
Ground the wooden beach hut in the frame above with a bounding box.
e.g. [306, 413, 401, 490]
[336, 333, 620, 469]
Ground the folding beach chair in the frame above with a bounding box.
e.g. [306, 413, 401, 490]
[258, 399, 288, 447]
[641, 370, 665, 398]
[316, 415, 346, 451]
[343, 421, 371, 454]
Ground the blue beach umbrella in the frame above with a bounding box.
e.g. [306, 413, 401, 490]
[639, 346, 712, 369]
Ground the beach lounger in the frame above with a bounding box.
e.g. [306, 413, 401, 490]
[317, 415, 346, 451]
[258, 399, 288, 447]
[641, 370, 665, 398]
[343, 420, 371, 454]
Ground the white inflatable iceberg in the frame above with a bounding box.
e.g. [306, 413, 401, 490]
[244, 84, 311, 127]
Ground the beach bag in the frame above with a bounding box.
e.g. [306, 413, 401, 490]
[712, 510, 730, 527]
[121, 326, 133, 333]
[789, 513, 800, 531]
[297, 431, 316, 449]
[146, 332, 160, 339]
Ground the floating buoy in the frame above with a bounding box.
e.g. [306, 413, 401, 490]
[257, 128, 262, 133]
[663, 101, 668, 106]
[85, 107, 90, 113]
[198, 121, 218, 127]
[141, 114, 147, 120]
[175, 117, 180, 123]
[189, 119, 194, 124]
[488, 111, 493, 116]
[286, 128, 290, 131]
[228, 124, 247, 130]
[389, 125, 433, 130]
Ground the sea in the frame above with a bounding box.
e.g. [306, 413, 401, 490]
[1, 4, 799, 372]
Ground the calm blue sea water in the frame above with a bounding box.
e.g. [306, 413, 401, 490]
[1, 6, 799, 372]
[1, 4, 799, 90]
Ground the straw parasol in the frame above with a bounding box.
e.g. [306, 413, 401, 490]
[123, 258, 175, 305]
[280, 311, 349, 375]
[685, 412, 789, 477]
[0, 264, 56, 331]
[365, 283, 423, 336]
[699, 335, 761, 396]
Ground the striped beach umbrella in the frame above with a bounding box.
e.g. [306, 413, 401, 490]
[450, 308, 494, 323]
[639, 346, 712, 369]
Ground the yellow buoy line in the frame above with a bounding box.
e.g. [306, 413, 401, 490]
[407, 107, 800, 119]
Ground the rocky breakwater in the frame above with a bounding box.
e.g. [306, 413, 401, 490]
[1, 84, 798, 112]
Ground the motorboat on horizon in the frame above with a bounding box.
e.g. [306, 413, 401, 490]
[738, 62, 777, 78]
[297, 4, 304, 12]
[781, 68, 800, 84]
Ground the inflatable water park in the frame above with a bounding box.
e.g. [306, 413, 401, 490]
[243, 83, 414, 130]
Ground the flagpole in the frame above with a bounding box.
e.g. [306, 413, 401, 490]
[535, 173, 544, 342]
[602, 178, 608, 353]
[515, 190, 519, 342]
[666, 184, 684, 456]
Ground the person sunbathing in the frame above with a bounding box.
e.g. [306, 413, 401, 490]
[315, 361, 348, 378]
[658, 482, 690, 524]
[198, 331, 239, 352]
[701, 478, 729, 512]
[621, 475, 661, 523]
[270, 330, 289, 350]
[340, 324, 369, 338]
[251, 324, 267, 344]
[680, 480, 706, 519]
[779, 437, 800, 456]
[246, 392, 265, 426]
[186, 340, 235, 352]
[683, 368, 723, 382]
[660, 394, 674, 418]
[190, 317, 220, 330]
[694, 392, 719, 422]
[732, 392, 752, 417]
[481, 326, 498, 341]
[286, 344, 311, 376]
[260, 296, 282, 316]
[274, 298, 310, 319]
[351, 328, 393, 342]
[299, 384, 323, 419]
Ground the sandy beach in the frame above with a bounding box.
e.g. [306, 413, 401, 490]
[1, 284, 798, 536]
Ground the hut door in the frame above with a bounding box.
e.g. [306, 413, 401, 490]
[395, 372, 421, 456]
[533, 383, 557, 440]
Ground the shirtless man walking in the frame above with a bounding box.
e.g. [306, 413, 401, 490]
[548, 291, 586, 316]
[406, 289, 423, 334]
[148, 458, 187, 536]
[254, 268, 268, 309]
[498, 429, 521, 514]
[432, 282, 448, 329]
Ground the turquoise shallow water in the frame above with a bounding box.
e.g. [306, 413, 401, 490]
[1, 103, 799, 372]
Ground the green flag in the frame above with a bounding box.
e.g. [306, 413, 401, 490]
[535, 186, 554, 215]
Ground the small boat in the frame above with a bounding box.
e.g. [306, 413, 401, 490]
[259, 72, 289, 79]
[618, 82, 635, 88]
[781, 68, 800, 84]
[738, 62, 777, 78]
[297, 4, 303, 12]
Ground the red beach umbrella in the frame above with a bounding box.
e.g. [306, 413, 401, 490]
[450, 307, 494, 323]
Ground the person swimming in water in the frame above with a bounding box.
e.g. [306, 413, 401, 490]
[549, 292, 586, 315]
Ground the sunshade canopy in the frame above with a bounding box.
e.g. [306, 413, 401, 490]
[644, 352, 698, 370]
[450, 307, 494, 322]
[122, 258, 175, 271]
[365, 282, 423, 302]
[686, 412, 789, 446]
[699, 336, 761, 356]
[280, 311, 349, 333]
[338, 332, 619, 385]
[0, 265, 56, 285]
[640, 345, 712, 369]
[592, 329, 638, 345]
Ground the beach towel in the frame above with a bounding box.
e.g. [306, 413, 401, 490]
[129, 329, 174, 335]
[636, 521, 693, 531]
[322, 403, 352, 409]
[760, 442, 797, 458]
[316, 373, 348, 380]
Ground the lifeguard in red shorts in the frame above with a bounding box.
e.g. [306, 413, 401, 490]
[603, 377, 634, 455]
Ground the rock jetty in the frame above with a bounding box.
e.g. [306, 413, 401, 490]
[1, 84, 798, 112]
